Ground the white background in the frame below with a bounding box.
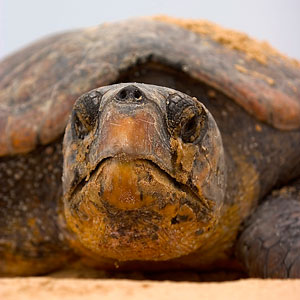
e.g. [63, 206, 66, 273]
[1, 0, 300, 60]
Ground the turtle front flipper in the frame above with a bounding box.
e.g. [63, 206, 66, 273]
[0, 139, 75, 276]
[236, 179, 300, 278]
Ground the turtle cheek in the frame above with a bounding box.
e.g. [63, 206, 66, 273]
[169, 116, 226, 217]
[191, 121, 226, 214]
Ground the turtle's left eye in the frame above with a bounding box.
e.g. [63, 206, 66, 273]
[72, 90, 101, 139]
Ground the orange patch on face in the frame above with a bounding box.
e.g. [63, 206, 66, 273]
[98, 109, 170, 161]
[100, 160, 152, 210]
[65, 159, 215, 261]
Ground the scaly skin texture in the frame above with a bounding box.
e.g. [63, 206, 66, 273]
[237, 179, 300, 278]
[0, 139, 74, 275]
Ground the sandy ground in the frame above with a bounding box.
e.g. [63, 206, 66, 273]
[0, 264, 299, 299]
[0, 278, 300, 300]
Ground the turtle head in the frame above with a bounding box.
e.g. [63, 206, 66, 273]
[62, 83, 226, 261]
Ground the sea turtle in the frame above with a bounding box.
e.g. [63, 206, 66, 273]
[0, 16, 300, 278]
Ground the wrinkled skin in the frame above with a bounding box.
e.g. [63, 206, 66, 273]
[63, 83, 226, 262]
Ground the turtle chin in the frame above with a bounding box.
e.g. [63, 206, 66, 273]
[64, 157, 217, 261]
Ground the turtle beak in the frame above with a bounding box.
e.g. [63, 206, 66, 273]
[91, 93, 173, 175]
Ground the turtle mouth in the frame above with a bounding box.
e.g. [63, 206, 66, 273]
[65, 156, 215, 261]
[69, 155, 206, 208]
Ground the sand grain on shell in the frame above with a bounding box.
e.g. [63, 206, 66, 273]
[153, 15, 300, 67]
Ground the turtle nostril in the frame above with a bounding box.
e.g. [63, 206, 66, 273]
[116, 85, 144, 102]
[119, 89, 127, 100]
[133, 90, 142, 100]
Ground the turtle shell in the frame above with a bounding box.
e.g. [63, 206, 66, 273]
[1, 16, 300, 156]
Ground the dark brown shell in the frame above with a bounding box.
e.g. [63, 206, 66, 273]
[1, 16, 300, 156]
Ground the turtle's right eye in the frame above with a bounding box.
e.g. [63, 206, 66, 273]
[166, 94, 207, 144]
[72, 90, 101, 139]
[180, 113, 200, 143]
